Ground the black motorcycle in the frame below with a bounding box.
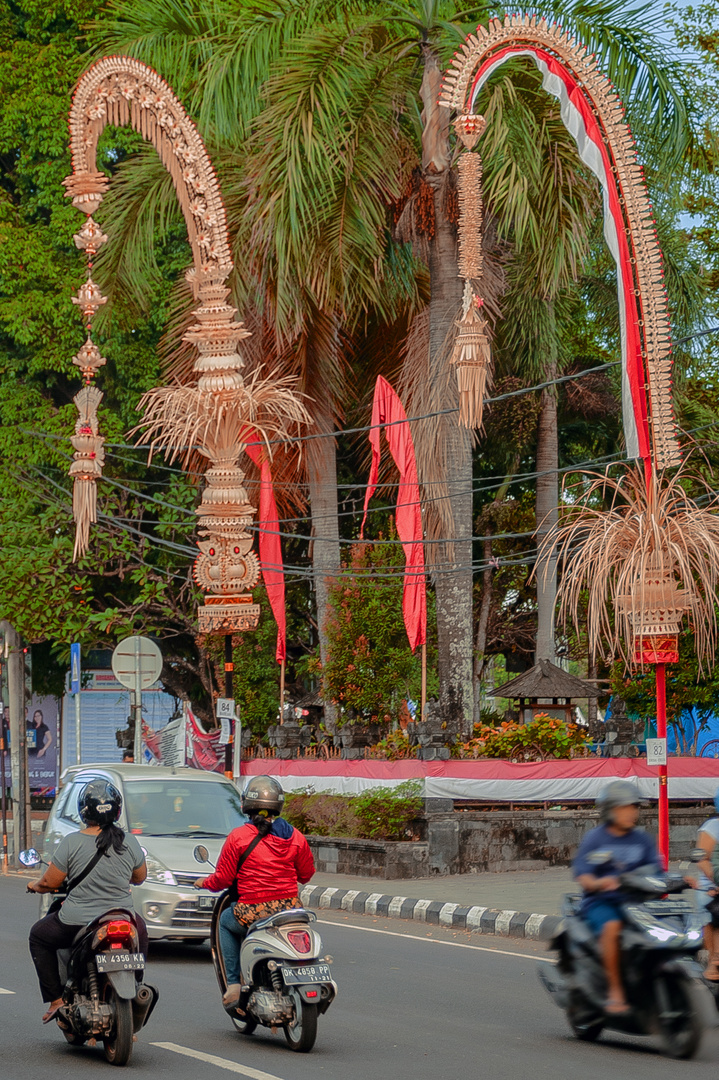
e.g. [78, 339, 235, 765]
[539, 858, 708, 1059]
[23, 848, 158, 1066]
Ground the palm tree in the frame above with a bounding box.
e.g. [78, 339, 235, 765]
[93, 0, 698, 737]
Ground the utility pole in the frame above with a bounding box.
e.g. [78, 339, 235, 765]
[1, 622, 24, 865]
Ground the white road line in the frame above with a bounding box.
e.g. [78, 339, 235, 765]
[0, 988, 15, 995]
[152, 1043, 287, 1080]
[315, 919, 551, 961]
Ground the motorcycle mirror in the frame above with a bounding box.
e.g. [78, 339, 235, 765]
[689, 848, 707, 862]
[19, 848, 41, 867]
[193, 844, 209, 864]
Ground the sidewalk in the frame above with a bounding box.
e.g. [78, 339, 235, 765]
[300, 863, 690, 941]
[300, 867, 571, 941]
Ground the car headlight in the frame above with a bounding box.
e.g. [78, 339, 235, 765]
[143, 854, 177, 886]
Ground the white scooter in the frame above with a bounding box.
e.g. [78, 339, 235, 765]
[193, 844, 337, 1052]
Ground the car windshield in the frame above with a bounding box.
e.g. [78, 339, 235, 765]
[123, 780, 245, 837]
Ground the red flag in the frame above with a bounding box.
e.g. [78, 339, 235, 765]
[360, 376, 426, 651]
[245, 440, 286, 663]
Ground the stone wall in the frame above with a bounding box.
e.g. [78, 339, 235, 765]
[307, 805, 714, 879]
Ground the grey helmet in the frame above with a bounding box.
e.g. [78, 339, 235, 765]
[242, 775, 285, 817]
[596, 780, 643, 823]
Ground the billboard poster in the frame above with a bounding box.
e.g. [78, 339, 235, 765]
[26, 696, 59, 795]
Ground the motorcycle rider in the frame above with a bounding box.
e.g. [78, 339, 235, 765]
[573, 780, 661, 1015]
[694, 786, 719, 979]
[195, 775, 315, 1008]
[27, 779, 148, 1024]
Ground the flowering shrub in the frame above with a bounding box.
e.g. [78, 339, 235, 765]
[453, 713, 589, 760]
[369, 729, 414, 760]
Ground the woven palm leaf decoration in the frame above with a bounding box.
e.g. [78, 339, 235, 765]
[451, 113, 491, 429]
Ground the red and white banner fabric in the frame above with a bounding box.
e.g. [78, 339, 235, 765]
[360, 376, 426, 651]
[184, 709, 224, 773]
[242, 757, 719, 801]
[245, 438, 286, 663]
[468, 48, 649, 463]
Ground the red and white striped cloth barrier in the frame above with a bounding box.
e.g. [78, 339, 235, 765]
[240, 757, 719, 801]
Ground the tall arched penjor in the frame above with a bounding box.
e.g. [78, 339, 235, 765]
[440, 15, 680, 472]
[63, 57, 307, 639]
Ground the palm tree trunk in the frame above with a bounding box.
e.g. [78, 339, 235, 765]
[535, 347, 559, 664]
[307, 426, 340, 728]
[422, 46, 474, 740]
[473, 534, 493, 722]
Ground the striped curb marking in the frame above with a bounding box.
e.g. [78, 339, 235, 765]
[299, 884, 562, 940]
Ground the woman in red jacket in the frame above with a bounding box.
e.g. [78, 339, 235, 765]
[195, 775, 315, 1006]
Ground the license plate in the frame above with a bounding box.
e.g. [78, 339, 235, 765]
[198, 896, 215, 910]
[280, 964, 331, 985]
[95, 953, 144, 972]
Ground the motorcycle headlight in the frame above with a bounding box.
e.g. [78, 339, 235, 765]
[143, 854, 177, 886]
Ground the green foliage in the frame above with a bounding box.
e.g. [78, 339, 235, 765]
[369, 728, 414, 760]
[316, 527, 437, 724]
[454, 713, 590, 760]
[283, 780, 422, 841]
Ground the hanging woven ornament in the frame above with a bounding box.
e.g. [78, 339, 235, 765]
[451, 283, 492, 428]
[69, 385, 105, 560]
[451, 113, 490, 429]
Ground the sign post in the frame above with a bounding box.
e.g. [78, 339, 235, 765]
[70, 642, 81, 766]
[111, 637, 163, 764]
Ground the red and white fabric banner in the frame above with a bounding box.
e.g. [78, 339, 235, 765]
[468, 48, 650, 463]
[242, 757, 719, 801]
[246, 438, 286, 663]
[360, 376, 426, 652]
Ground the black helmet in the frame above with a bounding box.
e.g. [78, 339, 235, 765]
[596, 780, 643, 823]
[78, 778, 122, 827]
[242, 775, 284, 817]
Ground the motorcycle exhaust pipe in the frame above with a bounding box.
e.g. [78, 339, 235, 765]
[131, 984, 157, 1032]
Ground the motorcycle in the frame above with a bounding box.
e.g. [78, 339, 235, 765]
[193, 844, 337, 1053]
[22, 848, 158, 1066]
[538, 852, 708, 1059]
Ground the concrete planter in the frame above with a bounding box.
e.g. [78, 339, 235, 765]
[307, 834, 429, 879]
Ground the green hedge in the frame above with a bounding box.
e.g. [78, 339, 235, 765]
[283, 781, 422, 841]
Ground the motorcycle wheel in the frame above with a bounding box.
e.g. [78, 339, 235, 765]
[231, 1012, 257, 1036]
[103, 992, 134, 1066]
[284, 989, 318, 1053]
[655, 977, 703, 1060]
[567, 990, 604, 1042]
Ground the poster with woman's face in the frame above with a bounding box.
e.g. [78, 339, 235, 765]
[26, 697, 59, 795]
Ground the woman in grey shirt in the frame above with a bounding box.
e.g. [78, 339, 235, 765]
[28, 779, 147, 1024]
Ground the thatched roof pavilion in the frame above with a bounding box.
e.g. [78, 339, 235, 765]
[493, 659, 600, 724]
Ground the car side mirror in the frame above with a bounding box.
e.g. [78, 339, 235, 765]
[689, 848, 707, 863]
[193, 844, 209, 864]
[19, 848, 41, 867]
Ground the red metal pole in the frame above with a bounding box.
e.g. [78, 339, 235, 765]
[655, 662, 669, 868]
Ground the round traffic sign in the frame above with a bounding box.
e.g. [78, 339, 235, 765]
[111, 636, 163, 690]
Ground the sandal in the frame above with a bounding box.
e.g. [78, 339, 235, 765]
[42, 1002, 64, 1025]
[605, 996, 630, 1015]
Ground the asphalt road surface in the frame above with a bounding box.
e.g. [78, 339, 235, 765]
[3, 874, 719, 1080]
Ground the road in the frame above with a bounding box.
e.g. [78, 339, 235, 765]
[2, 874, 719, 1079]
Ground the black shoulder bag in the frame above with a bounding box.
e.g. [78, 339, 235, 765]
[227, 827, 270, 903]
[47, 846, 106, 916]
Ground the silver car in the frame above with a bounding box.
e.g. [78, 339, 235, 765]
[43, 764, 246, 941]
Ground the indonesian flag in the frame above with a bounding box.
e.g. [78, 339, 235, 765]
[245, 440, 286, 663]
[360, 376, 427, 652]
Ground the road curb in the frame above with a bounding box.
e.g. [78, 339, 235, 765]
[300, 884, 562, 941]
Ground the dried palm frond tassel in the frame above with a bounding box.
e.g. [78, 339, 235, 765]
[451, 286, 491, 429]
[69, 385, 105, 560]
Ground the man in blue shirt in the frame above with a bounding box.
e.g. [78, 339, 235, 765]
[573, 780, 660, 1014]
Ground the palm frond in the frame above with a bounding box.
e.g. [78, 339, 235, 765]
[543, 463, 719, 673]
